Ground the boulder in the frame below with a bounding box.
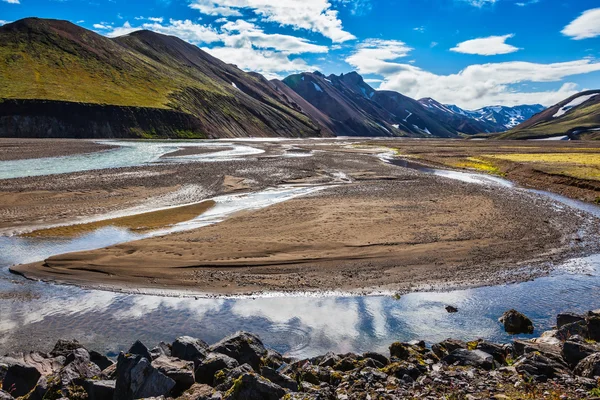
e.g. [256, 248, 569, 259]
[512, 340, 565, 366]
[445, 306, 458, 313]
[556, 320, 588, 341]
[209, 332, 267, 371]
[574, 353, 600, 378]
[333, 357, 357, 372]
[0, 357, 42, 398]
[172, 337, 209, 364]
[470, 340, 509, 364]
[431, 339, 467, 358]
[362, 352, 389, 366]
[150, 342, 172, 360]
[442, 349, 497, 370]
[260, 366, 298, 391]
[389, 342, 411, 360]
[317, 352, 340, 368]
[50, 339, 85, 358]
[557, 312, 585, 329]
[177, 383, 222, 400]
[89, 351, 114, 371]
[152, 356, 195, 396]
[514, 353, 569, 381]
[532, 330, 562, 346]
[114, 353, 175, 400]
[195, 353, 239, 384]
[59, 348, 102, 389]
[499, 309, 534, 334]
[562, 340, 599, 369]
[222, 373, 286, 400]
[83, 379, 115, 400]
[214, 364, 254, 392]
[261, 350, 284, 370]
[127, 340, 153, 362]
[0, 390, 12, 400]
[587, 316, 600, 342]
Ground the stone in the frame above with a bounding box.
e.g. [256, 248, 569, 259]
[177, 383, 222, 400]
[513, 340, 564, 366]
[333, 357, 357, 372]
[533, 330, 562, 346]
[586, 316, 600, 342]
[318, 352, 340, 368]
[128, 340, 153, 362]
[261, 350, 284, 370]
[260, 366, 298, 391]
[445, 305, 458, 313]
[214, 364, 254, 392]
[574, 353, 600, 378]
[222, 373, 286, 400]
[0, 357, 42, 398]
[150, 342, 172, 360]
[195, 352, 239, 384]
[172, 337, 209, 364]
[114, 353, 175, 400]
[471, 340, 509, 364]
[499, 309, 534, 334]
[362, 352, 389, 366]
[442, 349, 497, 370]
[0, 390, 12, 400]
[389, 342, 410, 360]
[60, 348, 102, 389]
[514, 353, 569, 381]
[90, 351, 114, 371]
[562, 340, 599, 369]
[431, 339, 467, 358]
[152, 356, 195, 396]
[83, 379, 115, 400]
[50, 339, 85, 358]
[557, 312, 585, 329]
[209, 332, 267, 371]
[556, 320, 588, 341]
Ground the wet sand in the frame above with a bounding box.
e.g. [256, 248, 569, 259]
[4, 138, 600, 295]
[0, 138, 115, 161]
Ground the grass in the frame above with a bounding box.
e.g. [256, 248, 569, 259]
[23, 200, 215, 238]
[487, 153, 600, 181]
[450, 157, 504, 175]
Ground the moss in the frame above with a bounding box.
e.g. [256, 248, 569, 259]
[224, 375, 244, 398]
[466, 341, 478, 351]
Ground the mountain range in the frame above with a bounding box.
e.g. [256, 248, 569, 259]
[1, 18, 596, 140]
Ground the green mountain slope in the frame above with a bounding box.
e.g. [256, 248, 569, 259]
[0, 18, 326, 138]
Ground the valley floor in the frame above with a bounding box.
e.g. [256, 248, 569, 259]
[2, 138, 600, 296]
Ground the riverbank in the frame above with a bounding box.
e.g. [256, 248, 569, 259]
[4, 139, 600, 296]
[1, 310, 600, 399]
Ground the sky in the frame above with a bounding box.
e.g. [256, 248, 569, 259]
[1, 0, 600, 109]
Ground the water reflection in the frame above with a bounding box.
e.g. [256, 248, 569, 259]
[1, 254, 599, 358]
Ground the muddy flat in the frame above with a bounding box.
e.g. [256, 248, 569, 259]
[5, 138, 599, 296]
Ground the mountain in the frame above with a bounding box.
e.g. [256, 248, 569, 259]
[282, 71, 458, 137]
[500, 90, 600, 140]
[419, 98, 545, 134]
[0, 18, 328, 139]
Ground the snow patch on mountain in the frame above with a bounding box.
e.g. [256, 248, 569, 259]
[312, 82, 323, 93]
[553, 94, 598, 118]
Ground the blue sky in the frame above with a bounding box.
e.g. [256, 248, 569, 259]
[1, 0, 599, 109]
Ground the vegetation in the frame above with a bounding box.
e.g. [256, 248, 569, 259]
[451, 157, 504, 175]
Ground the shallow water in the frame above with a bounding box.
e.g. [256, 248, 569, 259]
[1, 145, 600, 358]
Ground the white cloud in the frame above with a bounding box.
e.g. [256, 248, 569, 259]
[188, 0, 356, 42]
[345, 39, 412, 76]
[562, 7, 600, 40]
[346, 40, 600, 108]
[450, 34, 520, 56]
[460, 0, 498, 7]
[148, 17, 165, 23]
[0, 20, 10, 26]
[1, 0, 20, 4]
[93, 23, 112, 30]
[105, 20, 222, 44]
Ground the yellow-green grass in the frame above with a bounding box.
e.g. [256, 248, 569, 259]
[450, 157, 504, 175]
[487, 153, 600, 165]
[23, 200, 215, 238]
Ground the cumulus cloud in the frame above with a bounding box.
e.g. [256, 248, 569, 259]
[345, 39, 412, 76]
[1, 0, 20, 4]
[0, 20, 10, 26]
[562, 7, 600, 40]
[346, 39, 600, 108]
[459, 0, 498, 7]
[188, 0, 356, 42]
[451, 34, 520, 56]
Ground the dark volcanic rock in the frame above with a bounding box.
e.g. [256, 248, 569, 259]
[260, 366, 298, 391]
[114, 353, 175, 400]
[317, 352, 340, 368]
[0, 390, 12, 400]
[499, 309, 534, 334]
[195, 352, 239, 384]
[89, 350, 114, 371]
[362, 352, 389, 366]
[587, 316, 600, 341]
[172, 336, 209, 364]
[515, 353, 569, 381]
[574, 353, 600, 378]
[178, 383, 222, 400]
[222, 373, 286, 400]
[562, 340, 599, 369]
[431, 338, 467, 358]
[0, 357, 41, 398]
[442, 349, 497, 370]
[557, 312, 585, 329]
[209, 332, 267, 371]
[83, 379, 115, 400]
[556, 320, 589, 341]
[445, 305, 458, 313]
[60, 348, 102, 389]
[49, 339, 84, 358]
[152, 356, 195, 395]
[150, 342, 172, 360]
[127, 340, 153, 362]
[214, 364, 254, 392]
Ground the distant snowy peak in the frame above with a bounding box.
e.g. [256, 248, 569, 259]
[432, 101, 545, 130]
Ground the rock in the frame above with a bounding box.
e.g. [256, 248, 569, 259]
[222, 373, 286, 400]
[83, 379, 115, 400]
[152, 356, 195, 396]
[0, 390, 12, 400]
[431, 339, 467, 358]
[317, 352, 340, 368]
[470, 340, 509, 364]
[586, 316, 600, 342]
[562, 340, 599, 369]
[499, 309, 534, 334]
[177, 383, 222, 400]
[3, 352, 64, 377]
[150, 342, 172, 360]
[532, 330, 562, 346]
[260, 366, 298, 391]
[100, 363, 117, 380]
[362, 352, 389, 366]
[557, 312, 585, 329]
[513, 340, 564, 366]
[514, 353, 569, 381]
[209, 332, 267, 371]
[442, 349, 497, 370]
[389, 342, 410, 359]
[556, 320, 588, 341]
[574, 353, 600, 378]
[445, 305, 458, 313]
[50, 339, 85, 358]
[114, 353, 175, 400]
[261, 350, 284, 370]
[128, 340, 153, 362]
[381, 361, 423, 380]
[90, 351, 114, 371]
[172, 337, 209, 364]
[195, 353, 239, 384]
[333, 357, 357, 372]
[60, 348, 102, 389]
[214, 364, 254, 392]
[0, 357, 42, 397]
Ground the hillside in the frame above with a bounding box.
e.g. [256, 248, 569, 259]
[500, 90, 600, 139]
[0, 18, 326, 139]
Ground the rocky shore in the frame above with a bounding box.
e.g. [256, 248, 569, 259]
[2, 310, 600, 399]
